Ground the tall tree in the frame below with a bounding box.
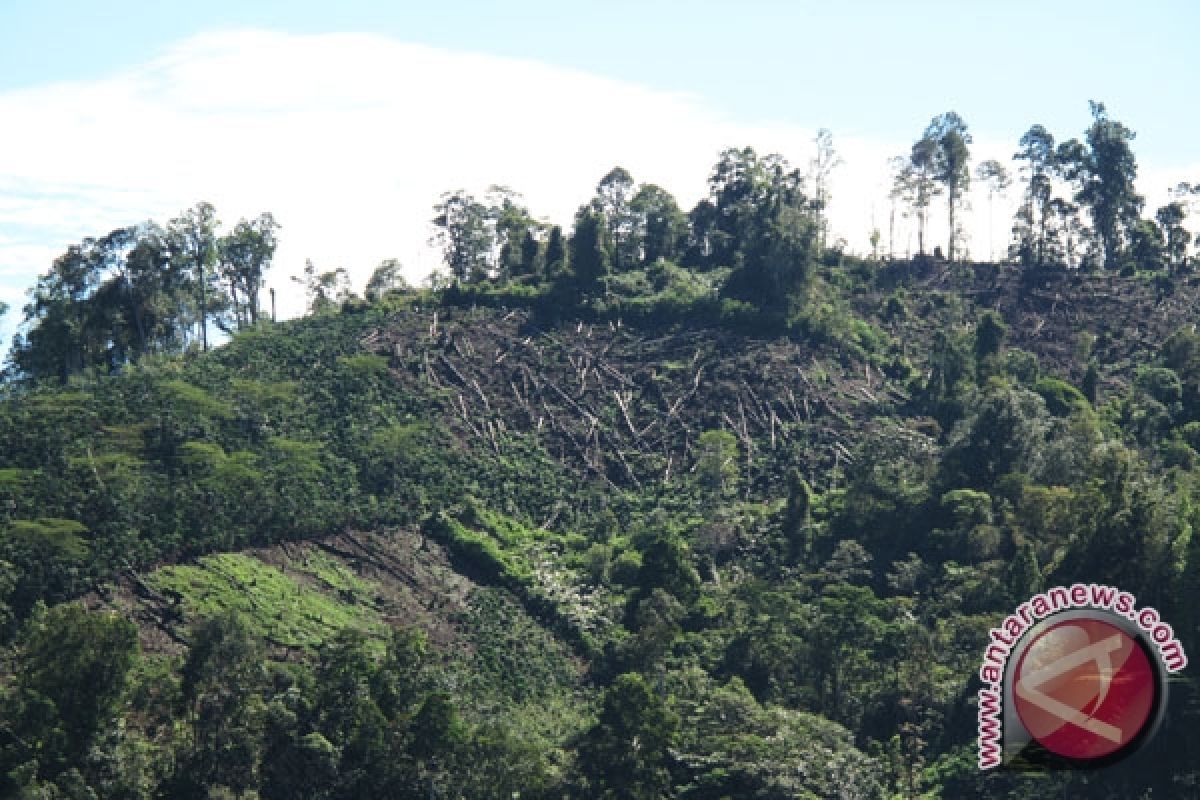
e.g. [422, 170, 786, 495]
[709, 148, 815, 310]
[708, 147, 801, 266]
[684, 198, 719, 268]
[431, 190, 492, 283]
[123, 222, 193, 355]
[567, 207, 612, 299]
[886, 156, 909, 258]
[1156, 200, 1191, 272]
[630, 183, 687, 266]
[12, 240, 102, 380]
[218, 213, 279, 329]
[486, 186, 536, 281]
[1073, 101, 1144, 269]
[1012, 125, 1058, 266]
[167, 202, 221, 351]
[1130, 218, 1166, 271]
[975, 159, 1011, 262]
[518, 229, 542, 278]
[543, 225, 567, 282]
[809, 128, 843, 252]
[591, 167, 639, 271]
[895, 140, 941, 257]
[924, 112, 973, 260]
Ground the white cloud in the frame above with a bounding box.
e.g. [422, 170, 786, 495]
[0, 29, 1196, 354]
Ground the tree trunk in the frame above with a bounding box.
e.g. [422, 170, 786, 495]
[249, 284, 259, 325]
[917, 208, 926, 256]
[200, 259, 208, 352]
[948, 189, 956, 261]
[889, 203, 896, 259]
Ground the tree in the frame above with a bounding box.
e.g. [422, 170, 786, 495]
[809, 128, 843, 252]
[292, 260, 354, 314]
[886, 156, 908, 258]
[175, 612, 265, 795]
[1008, 539, 1043, 601]
[1156, 201, 1191, 271]
[1074, 101, 1144, 269]
[122, 222, 193, 355]
[707, 147, 805, 267]
[10, 241, 101, 380]
[636, 526, 701, 604]
[431, 190, 492, 283]
[487, 186, 536, 281]
[6, 224, 197, 380]
[1130, 218, 1166, 272]
[631, 183, 687, 266]
[218, 212, 279, 329]
[543, 225, 567, 282]
[784, 470, 815, 562]
[975, 159, 1011, 262]
[708, 146, 761, 265]
[1012, 125, 1058, 266]
[568, 207, 612, 299]
[576, 673, 678, 799]
[518, 229, 542, 278]
[364, 258, 409, 301]
[167, 202, 222, 351]
[592, 167, 639, 271]
[684, 197, 719, 267]
[923, 112, 972, 261]
[1, 604, 138, 787]
[709, 148, 816, 311]
[896, 139, 942, 257]
[942, 386, 1049, 489]
[974, 310, 1008, 384]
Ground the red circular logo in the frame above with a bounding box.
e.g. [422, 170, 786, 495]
[1012, 617, 1156, 761]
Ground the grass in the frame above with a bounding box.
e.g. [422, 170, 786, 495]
[147, 552, 386, 651]
[292, 548, 378, 596]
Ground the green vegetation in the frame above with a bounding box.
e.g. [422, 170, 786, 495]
[1, 103, 1200, 797]
[147, 553, 386, 650]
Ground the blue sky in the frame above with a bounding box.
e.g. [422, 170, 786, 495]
[5, 0, 1197, 155]
[1, 1, 1198, 351]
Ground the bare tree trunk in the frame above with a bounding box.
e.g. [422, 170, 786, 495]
[948, 190, 956, 261]
[200, 258, 208, 352]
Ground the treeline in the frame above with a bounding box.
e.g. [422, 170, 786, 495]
[5, 204, 278, 382]
[8, 102, 1197, 382]
[429, 149, 820, 321]
[428, 101, 1199, 306]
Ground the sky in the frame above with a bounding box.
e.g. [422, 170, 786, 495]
[1, 0, 1198, 353]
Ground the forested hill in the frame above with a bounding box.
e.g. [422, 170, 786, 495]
[3, 258, 1200, 797]
[3, 106, 1200, 798]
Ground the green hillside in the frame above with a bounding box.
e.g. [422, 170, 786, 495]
[2, 113, 1200, 797]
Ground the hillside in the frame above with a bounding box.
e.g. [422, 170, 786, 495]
[5, 245, 1200, 797]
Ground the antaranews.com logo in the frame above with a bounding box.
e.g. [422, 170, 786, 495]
[977, 583, 1187, 771]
